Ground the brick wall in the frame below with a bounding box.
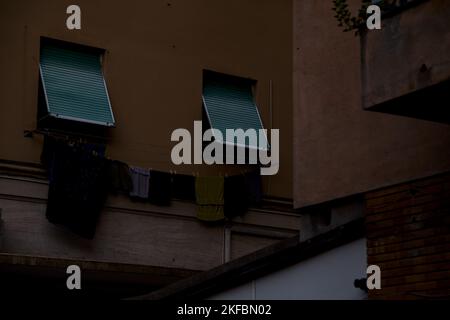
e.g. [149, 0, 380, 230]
[365, 172, 450, 300]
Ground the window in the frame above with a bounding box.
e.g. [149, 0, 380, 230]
[202, 71, 268, 150]
[38, 39, 115, 128]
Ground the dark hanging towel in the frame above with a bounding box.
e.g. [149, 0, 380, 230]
[244, 170, 263, 205]
[172, 173, 196, 201]
[45, 138, 109, 239]
[195, 176, 225, 222]
[148, 170, 172, 206]
[107, 160, 133, 195]
[41, 135, 58, 172]
[224, 174, 249, 218]
[129, 166, 150, 200]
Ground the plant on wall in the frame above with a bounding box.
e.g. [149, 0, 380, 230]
[333, 0, 422, 35]
[333, 0, 396, 35]
[332, 0, 382, 35]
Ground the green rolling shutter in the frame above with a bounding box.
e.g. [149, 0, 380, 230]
[202, 72, 268, 150]
[39, 43, 115, 127]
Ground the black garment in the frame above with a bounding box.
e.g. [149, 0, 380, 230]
[45, 139, 109, 239]
[172, 174, 196, 201]
[244, 170, 263, 205]
[107, 160, 133, 195]
[224, 174, 249, 218]
[148, 170, 172, 206]
[41, 135, 57, 172]
[41, 136, 106, 171]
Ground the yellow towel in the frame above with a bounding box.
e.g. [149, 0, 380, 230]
[195, 176, 224, 222]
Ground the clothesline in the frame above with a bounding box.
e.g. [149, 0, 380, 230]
[30, 128, 257, 177]
[40, 134, 263, 239]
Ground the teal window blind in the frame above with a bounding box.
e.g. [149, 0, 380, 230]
[39, 42, 115, 127]
[202, 72, 268, 150]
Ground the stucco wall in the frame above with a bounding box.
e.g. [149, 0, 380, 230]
[0, 175, 300, 270]
[293, 0, 450, 208]
[0, 0, 293, 199]
[362, 0, 450, 110]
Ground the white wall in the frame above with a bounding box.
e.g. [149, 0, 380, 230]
[210, 238, 367, 300]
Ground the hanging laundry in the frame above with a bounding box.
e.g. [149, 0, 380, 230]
[244, 170, 263, 205]
[148, 170, 172, 206]
[107, 160, 133, 195]
[41, 136, 106, 171]
[41, 135, 57, 172]
[45, 138, 109, 239]
[224, 174, 249, 218]
[195, 176, 225, 222]
[172, 173, 196, 201]
[82, 142, 106, 158]
[129, 166, 150, 199]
